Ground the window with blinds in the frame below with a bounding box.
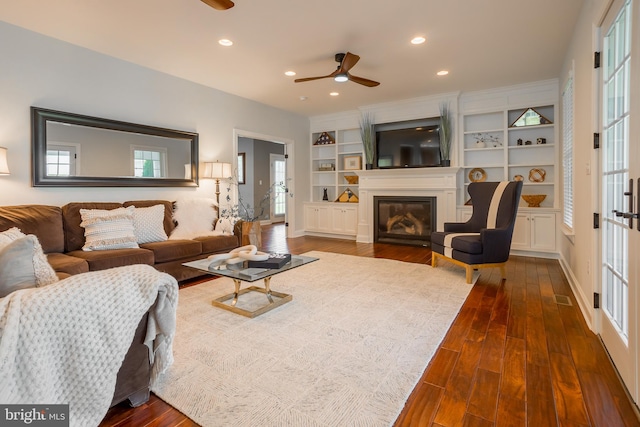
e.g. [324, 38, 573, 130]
[562, 72, 574, 230]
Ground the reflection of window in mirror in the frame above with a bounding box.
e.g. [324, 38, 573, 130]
[238, 152, 246, 184]
[47, 143, 79, 176]
[132, 146, 167, 178]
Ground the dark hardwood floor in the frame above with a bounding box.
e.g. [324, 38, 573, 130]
[101, 223, 640, 427]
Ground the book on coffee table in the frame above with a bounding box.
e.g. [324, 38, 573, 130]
[248, 253, 292, 269]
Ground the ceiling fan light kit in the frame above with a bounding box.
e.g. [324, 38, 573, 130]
[295, 52, 380, 87]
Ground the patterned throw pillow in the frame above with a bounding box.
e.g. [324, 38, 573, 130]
[0, 228, 58, 296]
[132, 204, 168, 244]
[80, 206, 139, 251]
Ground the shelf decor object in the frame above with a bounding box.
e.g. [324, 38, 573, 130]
[335, 188, 359, 203]
[439, 101, 453, 166]
[314, 132, 335, 145]
[528, 168, 546, 182]
[343, 155, 362, 171]
[510, 107, 553, 127]
[522, 194, 546, 207]
[359, 112, 375, 169]
[469, 168, 487, 182]
[344, 175, 359, 184]
[318, 163, 335, 171]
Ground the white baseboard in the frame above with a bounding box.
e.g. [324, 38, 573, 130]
[558, 254, 594, 332]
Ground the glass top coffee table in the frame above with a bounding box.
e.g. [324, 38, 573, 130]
[183, 254, 317, 318]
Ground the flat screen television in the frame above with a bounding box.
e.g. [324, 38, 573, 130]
[374, 117, 441, 168]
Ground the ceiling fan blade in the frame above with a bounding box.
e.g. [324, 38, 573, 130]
[200, 0, 235, 10]
[294, 74, 334, 83]
[339, 52, 360, 73]
[348, 74, 380, 87]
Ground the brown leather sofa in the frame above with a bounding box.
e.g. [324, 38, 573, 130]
[0, 200, 241, 282]
[0, 200, 241, 409]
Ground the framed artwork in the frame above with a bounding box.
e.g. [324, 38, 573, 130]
[343, 155, 362, 171]
[237, 153, 246, 184]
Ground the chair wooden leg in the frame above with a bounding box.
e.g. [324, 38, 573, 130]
[465, 265, 473, 284]
[500, 264, 506, 279]
[432, 253, 438, 267]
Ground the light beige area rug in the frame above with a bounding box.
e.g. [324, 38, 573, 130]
[152, 251, 477, 426]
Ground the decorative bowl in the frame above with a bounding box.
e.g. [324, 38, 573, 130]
[522, 194, 546, 207]
[344, 175, 359, 185]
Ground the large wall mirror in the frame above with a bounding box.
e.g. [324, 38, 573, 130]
[31, 107, 199, 187]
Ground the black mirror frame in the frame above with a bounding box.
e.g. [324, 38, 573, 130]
[31, 107, 199, 187]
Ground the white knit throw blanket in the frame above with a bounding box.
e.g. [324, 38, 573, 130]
[0, 264, 179, 427]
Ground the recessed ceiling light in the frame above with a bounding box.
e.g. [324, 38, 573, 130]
[411, 36, 426, 45]
[285, 71, 296, 76]
[218, 39, 233, 47]
[299, 96, 307, 101]
[437, 70, 449, 76]
[330, 92, 339, 96]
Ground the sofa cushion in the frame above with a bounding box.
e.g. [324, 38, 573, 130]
[139, 239, 202, 263]
[46, 252, 90, 276]
[62, 202, 123, 252]
[0, 205, 65, 253]
[67, 248, 154, 271]
[0, 236, 55, 297]
[194, 235, 240, 254]
[123, 200, 176, 237]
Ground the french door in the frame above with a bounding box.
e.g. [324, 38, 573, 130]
[599, 0, 639, 403]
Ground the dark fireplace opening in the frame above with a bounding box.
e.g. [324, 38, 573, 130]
[374, 196, 436, 247]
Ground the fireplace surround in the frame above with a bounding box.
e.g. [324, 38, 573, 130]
[355, 167, 459, 244]
[374, 196, 436, 246]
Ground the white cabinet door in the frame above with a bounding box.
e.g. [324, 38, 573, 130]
[511, 211, 556, 252]
[331, 205, 358, 235]
[304, 204, 331, 232]
[529, 212, 556, 251]
[511, 213, 531, 249]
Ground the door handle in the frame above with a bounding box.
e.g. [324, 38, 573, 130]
[617, 178, 640, 229]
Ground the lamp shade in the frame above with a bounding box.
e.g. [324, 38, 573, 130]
[0, 147, 9, 175]
[203, 161, 232, 179]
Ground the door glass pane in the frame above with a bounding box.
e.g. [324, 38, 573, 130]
[273, 159, 286, 216]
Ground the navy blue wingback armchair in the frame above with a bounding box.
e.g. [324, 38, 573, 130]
[431, 181, 523, 283]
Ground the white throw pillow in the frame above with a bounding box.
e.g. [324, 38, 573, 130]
[0, 228, 59, 291]
[80, 206, 139, 251]
[215, 217, 236, 235]
[170, 198, 222, 240]
[132, 204, 168, 244]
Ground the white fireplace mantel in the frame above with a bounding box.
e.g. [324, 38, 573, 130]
[355, 167, 460, 243]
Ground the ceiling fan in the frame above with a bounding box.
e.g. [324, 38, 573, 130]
[295, 52, 380, 87]
[200, 0, 234, 10]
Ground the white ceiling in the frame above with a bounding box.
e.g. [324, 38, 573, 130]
[1, 0, 584, 117]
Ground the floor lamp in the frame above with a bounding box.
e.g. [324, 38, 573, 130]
[203, 161, 232, 205]
[0, 147, 10, 175]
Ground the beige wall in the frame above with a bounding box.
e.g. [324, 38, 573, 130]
[0, 21, 310, 234]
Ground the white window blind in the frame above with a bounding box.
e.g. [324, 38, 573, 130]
[562, 72, 574, 230]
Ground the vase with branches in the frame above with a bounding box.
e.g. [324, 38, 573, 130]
[439, 102, 453, 166]
[360, 112, 375, 169]
[220, 174, 292, 248]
